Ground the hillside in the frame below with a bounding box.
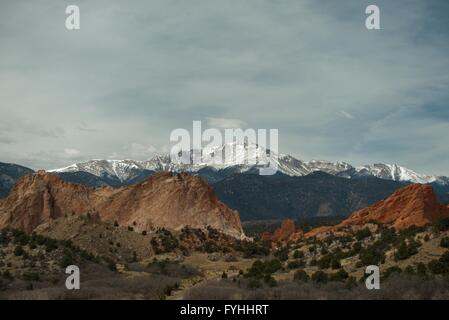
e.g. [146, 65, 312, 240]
[0, 171, 245, 239]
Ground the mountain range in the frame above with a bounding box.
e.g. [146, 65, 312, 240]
[0, 162, 34, 198]
[48, 143, 449, 186]
[1, 143, 448, 220]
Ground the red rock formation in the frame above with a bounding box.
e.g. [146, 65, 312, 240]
[305, 184, 449, 238]
[0, 171, 246, 239]
[262, 219, 304, 242]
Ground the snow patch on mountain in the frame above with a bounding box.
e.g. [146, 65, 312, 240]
[49, 143, 448, 185]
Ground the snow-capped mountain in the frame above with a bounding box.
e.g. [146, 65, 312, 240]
[51, 159, 154, 183]
[49, 142, 449, 185]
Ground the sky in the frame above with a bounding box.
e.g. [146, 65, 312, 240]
[0, 0, 448, 175]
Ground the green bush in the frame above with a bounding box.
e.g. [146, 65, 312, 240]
[293, 250, 304, 259]
[14, 245, 24, 256]
[384, 266, 402, 278]
[311, 270, 328, 283]
[440, 237, 449, 248]
[329, 269, 349, 282]
[274, 247, 289, 261]
[317, 254, 332, 269]
[293, 269, 309, 282]
[380, 227, 397, 243]
[346, 276, 358, 289]
[287, 259, 305, 269]
[245, 259, 282, 279]
[350, 242, 362, 255]
[355, 228, 371, 241]
[394, 240, 418, 261]
[237, 240, 270, 258]
[359, 241, 386, 265]
[331, 259, 341, 270]
[416, 262, 427, 277]
[427, 251, 449, 274]
[202, 240, 219, 253]
[404, 265, 415, 275]
[60, 252, 74, 268]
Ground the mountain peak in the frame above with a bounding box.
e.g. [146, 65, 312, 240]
[47, 144, 448, 186]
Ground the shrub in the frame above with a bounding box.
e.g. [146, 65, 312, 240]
[13, 232, 30, 246]
[399, 225, 425, 238]
[247, 278, 263, 290]
[429, 251, 449, 274]
[384, 266, 402, 278]
[45, 239, 58, 252]
[331, 259, 341, 270]
[355, 228, 371, 240]
[163, 284, 174, 296]
[394, 241, 415, 260]
[404, 265, 415, 275]
[329, 269, 349, 282]
[103, 257, 117, 271]
[380, 227, 397, 243]
[265, 259, 282, 274]
[311, 270, 328, 283]
[202, 240, 219, 253]
[60, 252, 74, 268]
[287, 259, 305, 269]
[416, 262, 427, 277]
[346, 276, 358, 289]
[351, 242, 362, 253]
[237, 240, 270, 258]
[274, 247, 289, 261]
[440, 237, 449, 248]
[293, 269, 309, 282]
[317, 254, 332, 269]
[14, 245, 24, 256]
[245, 259, 281, 279]
[293, 250, 304, 259]
[359, 241, 385, 265]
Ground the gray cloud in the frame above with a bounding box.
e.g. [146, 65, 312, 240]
[0, 0, 448, 175]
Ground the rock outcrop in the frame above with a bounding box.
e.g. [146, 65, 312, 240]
[262, 219, 304, 242]
[305, 184, 449, 238]
[0, 171, 245, 239]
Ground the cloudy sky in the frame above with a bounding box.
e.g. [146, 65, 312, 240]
[1, 0, 448, 175]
